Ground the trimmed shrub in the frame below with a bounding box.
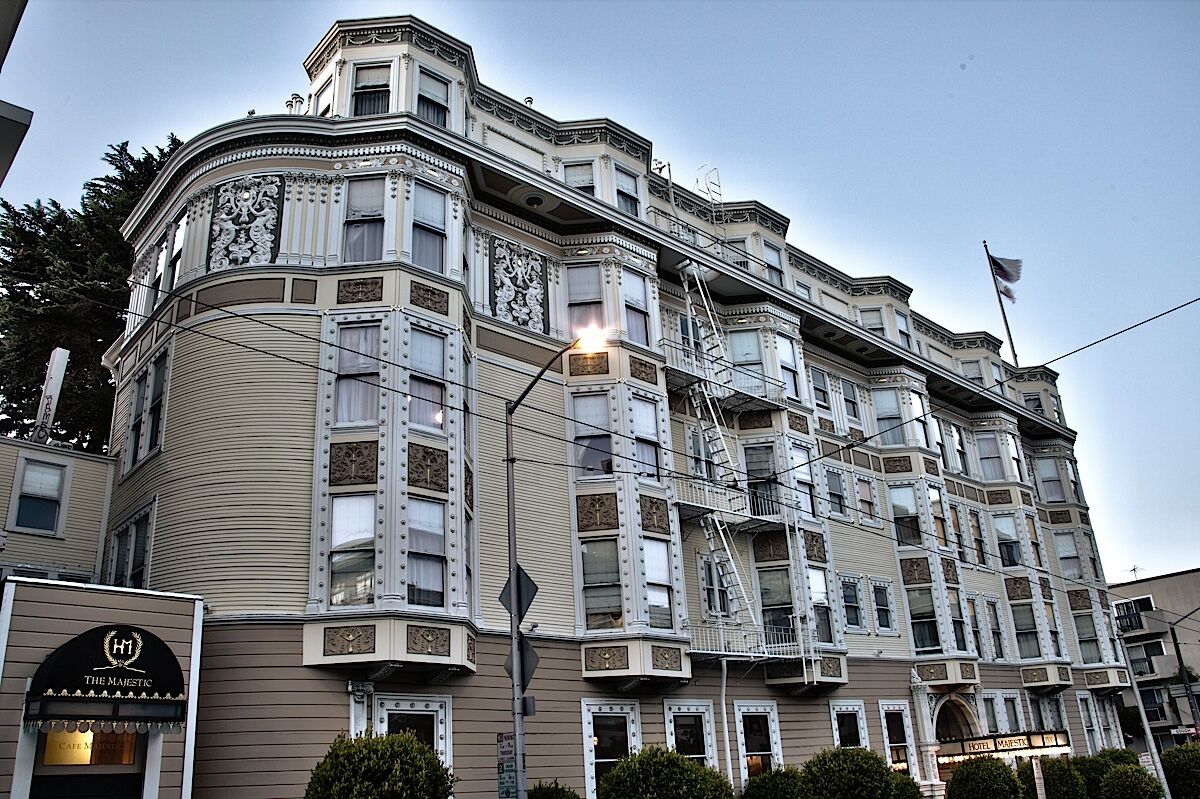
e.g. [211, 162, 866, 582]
[597, 746, 733, 799]
[304, 732, 454, 799]
[1100, 763, 1164, 799]
[888, 770, 922, 799]
[802, 747, 892, 799]
[530, 779, 583, 799]
[945, 756, 1020, 799]
[743, 765, 807, 799]
[1076, 751, 1143, 799]
[1161, 743, 1200, 799]
[1042, 757, 1087, 799]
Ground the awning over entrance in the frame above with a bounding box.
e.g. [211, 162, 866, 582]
[24, 624, 187, 733]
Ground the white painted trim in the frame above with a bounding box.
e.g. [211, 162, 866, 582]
[10, 679, 35, 799]
[733, 700, 781, 790]
[664, 699, 717, 769]
[879, 700, 919, 779]
[581, 698, 641, 799]
[830, 699, 869, 748]
[142, 732, 163, 799]
[0, 575, 202, 601]
[181, 597, 204, 798]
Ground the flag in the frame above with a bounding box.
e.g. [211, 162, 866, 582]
[989, 253, 1022, 302]
[989, 254, 1022, 283]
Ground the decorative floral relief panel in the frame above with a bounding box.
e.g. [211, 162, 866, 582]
[491, 236, 548, 333]
[210, 175, 282, 270]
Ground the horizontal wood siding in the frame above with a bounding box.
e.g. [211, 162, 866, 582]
[0, 441, 111, 575]
[828, 513, 910, 658]
[475, 359, 573, 636]
[109, 315, 319, 613]
[0, 582, 197, 799]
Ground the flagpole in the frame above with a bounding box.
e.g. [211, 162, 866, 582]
[983, 240, 1020, 367]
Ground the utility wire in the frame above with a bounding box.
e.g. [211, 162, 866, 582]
[66, 279, 1200, 636]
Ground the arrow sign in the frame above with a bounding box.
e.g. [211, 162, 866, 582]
[499, 564, 538, 623]
[503, 632, 540, 694]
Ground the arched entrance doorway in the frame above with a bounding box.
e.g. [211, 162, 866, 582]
[934, 698, 979, 782]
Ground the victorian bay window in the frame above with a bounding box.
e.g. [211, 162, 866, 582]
[409, 329, 446, 430]
[907, 587, 940, 654]
[567, 265, 603, 336]
[775, 334, 801, 399]
[947, 588, 969, 651]
[1035, 457, 1064, 501]
[1055, 532, 1082, 579]
[759, 567, 795, 641]
[929, 486, 948, 547]
[335, 325, 381, 425]
[951, 424, 970, 476]
[873, 581, 896, 632]
[987, 600, 1006, 660]
[129, 350, 169, 467]
[745, 445, 777, 515]
[950, 506, 968, 563]
[416, 69, 450, 127]
[351, 64, 390, 116]
[622, 270, 650, 345]
[407, 498, 446, 607]
[842, 379, 861, 422]
[615, 166, 639, 215]
[789, 442, 815, 517]
[977, 432, 1005, 481]
[810, 367, 831, 410]
[859, 308, 885, 337]
[857, 477, 876, 519]
[728, 330, 763, 394]
[874, 389, 904, 445]
[631, 398, 660, 478]
[890, 485, 921, 546]
[412, 183, 447, 272]
[581, 538, 622, 630]
[330, 494, 374, 606]
[895, 311, 913, 349]
[961, 360, 984, 385]
[968, 597, 983, 655]
[564, 162, 595, 195]
[343, 177, 385, 262]
[913, 392, 934, 449]
[1045, 601, 1063, 656]
[762, 242, 784, 286]
[1067, 460, 1083, 502]
[645, 538, 673, 629]
[573, 395, 613, 476]
[970, 511, 987, 565]
[825, 469, 847, 516]
[808, 567, 834, 644]
[1027, 516, 1044, 567]
[994, 515, 1022, 567]
[1075, 612, 1102, 663]
[167, 211, 187, 289]
[1012, 604, 1041, 659]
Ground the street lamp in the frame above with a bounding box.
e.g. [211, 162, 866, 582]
[505, 325, 606, 799]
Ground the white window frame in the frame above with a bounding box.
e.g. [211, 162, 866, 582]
[698, 552, 730, 617]
[762, 241, 785, 286]
[858, 306, 887, 338]
[582, 699, 641, 799]
[664, 700, 717, 768]
[109, 502, 154, 589]
[830, 699, 869, 748]
[895, 311, 913, 350]
[6, 451, 73, 538]
[410, 181, 448, 273]
[823, 466, 850, 519]
[1076, 691, 1101, 754]
[333, 321, 382, 427]
[126, 345, 171, 472]
[367, 693, 452, 766]
[870, 578, 898, 635]
[795, 280, 813, 301]
[415, 65, 452, 128]
[409, 326, 448, 434]
[342, 175, 386, 263]
[613, 164, 641, 216]
[879, 700, 918, 778]
[350, 61, 393, 117]
[734, 700, 782, 789]
[563, 159, 598, 196]
[810, 366, 831, 411]
[621, 268, 652, 347]
[572, 391, 614, 479]
[840, 573, 867, 632]
[855, 474, 882, 527]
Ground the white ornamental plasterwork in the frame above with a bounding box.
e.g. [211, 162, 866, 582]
[209, 175, 280, 269]
[492, 237, 546, 333]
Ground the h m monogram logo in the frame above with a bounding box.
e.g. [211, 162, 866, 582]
[95, 630, 146, 673]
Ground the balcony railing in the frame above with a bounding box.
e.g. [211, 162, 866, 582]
[687, 619, 811, 660]
[674, 476, 747, 516]
[1131, 657, 1155, 677]
[660, 339, 785, 406]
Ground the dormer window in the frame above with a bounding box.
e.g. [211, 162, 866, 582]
[417, 70, 450, 127]
[615, 166, 639, 216]
[352, 64, 390, 117]
[895, 312, 913, 349]
[343, 178, 385, 263]
[315, 81, 333, 117]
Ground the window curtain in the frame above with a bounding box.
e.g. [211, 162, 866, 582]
[418, 71, 449, 103]
[411, 330, 445, 377]
[347, 178, 385, 218]
[355, 65, 390, 88]
[568, 265, 601, 301]
[631, 399, 657, 439]
[331, 494, 374, 549]
[413, 184, 446, 228]
[574, 395, 609, 434]
[21, 462, 62, 496]
[564, 163, 594, 188]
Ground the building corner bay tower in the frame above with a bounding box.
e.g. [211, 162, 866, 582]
[0, 15, 1129, 799]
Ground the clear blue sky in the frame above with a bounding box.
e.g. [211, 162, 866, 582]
[2, 0, 1197, 582]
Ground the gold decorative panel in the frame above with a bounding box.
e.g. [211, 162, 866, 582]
[410, 282, 450, 315]
[739, 411, 772, 430]
[1049, 510, 1073, 525]
[337, 277, 383, 303]
[1005, 576, 1033, 601]
[406, 625, 451, 656]
[901, 557, 932, 585]
[884, 456, 913, 474]
[639, 496, 669, 534]
[804, 530, 827, 563]
[753, 530, 789, 562]
[569, 352, 608, 375]
[787, 412, 809, 434]
[1022, 667, 1048, 682]
[408, 444, 449, 492]
[1020, 491, 1034, 506]
[960, 661, 976, 680]
[923, 457, 939, 475]
[584, 646, 629, 671]
[629, 357, 658, 385]
[942, 557, 959, 585]
[818, 417, 836, 433]
[466, 635, 476, 664]
[323, 625, 376, 656]
[651, 646, 682, 671]
[917, 662, 948, 681]
[987, 489, 1012, 505]
[330, 441, 379, 485]
[820, 656, 844, 678]
[576, 494, 619, 531]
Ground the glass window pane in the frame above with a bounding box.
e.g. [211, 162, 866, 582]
[411, 330, 444, 377]
[330, 550, 373, 605]
[568, 265, 602, 301]
[21, 462, 63, 496]
[331, 495, 374, 549]
[347, 178, 385, 217]
[593, 714, 629, 760]
[728, 331, 761, 363]
[564, 163, 594, 188]
[837, 711, 862, 747]
[575, 435, 612, 474]
[888, 486, 917, 516]
[418, 71, 449, 103]
[623, 271, 647, 308]
[388, 712, 436, 748]
[672, 713, 705, 758]
[582, 539, 619, 584]
[574, 395, 609, 432]
[758, 569, 792, 605]
[632, 399, 657, 438]
[16, 496, 58, 530]
[645, 539, 670, 583]
[614, 168, 637, 195]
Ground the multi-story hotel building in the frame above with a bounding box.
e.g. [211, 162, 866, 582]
[0, 16, 1133, 799]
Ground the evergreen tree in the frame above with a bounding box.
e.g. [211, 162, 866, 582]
[0, 136, 181, 451]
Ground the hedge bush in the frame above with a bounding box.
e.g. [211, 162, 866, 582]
[597, 746, 733, 799]
[1100, 763, 1164, 799]
[304, 732, 454, 799]
[1161, 743, 1200, 799]
[801, 747, 892, 799]
[742, 765, 807, 799]
[1075, 751, 1143, 799]
[888, 770, 922, 799]
[529, 779, 583, 799]
[945, 756, 1020, 799]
